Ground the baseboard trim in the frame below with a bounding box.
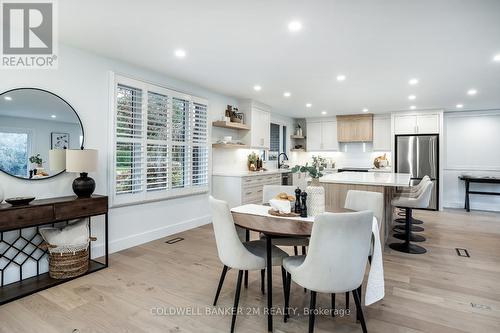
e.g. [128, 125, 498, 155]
[90, 215, 212, 258]
[443, 201, 500, 212]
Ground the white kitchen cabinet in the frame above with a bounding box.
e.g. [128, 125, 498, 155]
[306, 122, 322, 150]
[372, 116, 391, 151]
[394, 113, 439, 135]
[306, 121, 338, 151]
[239, 100, 271, 149]
[322, 121, 339, 150]
[416, 114, 439, 133]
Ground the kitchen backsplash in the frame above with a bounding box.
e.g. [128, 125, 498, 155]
[212, 142, 392, 174]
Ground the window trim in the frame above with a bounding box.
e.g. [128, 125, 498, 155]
[108, 73, 209, 207]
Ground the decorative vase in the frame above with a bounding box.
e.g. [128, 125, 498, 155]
[306, 178, 325, 217]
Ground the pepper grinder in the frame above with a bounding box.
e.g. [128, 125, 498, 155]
[294, 188, 302, 214]
[300, 192, 308, 218]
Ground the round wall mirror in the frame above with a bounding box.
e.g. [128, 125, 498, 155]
[0, 88, 84, 180]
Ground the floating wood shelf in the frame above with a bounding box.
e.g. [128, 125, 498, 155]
[212, 143, 250, 149]
[290, 148, 306, 152]
[212, 121, 250, 130]
[290, 135, 306, 139]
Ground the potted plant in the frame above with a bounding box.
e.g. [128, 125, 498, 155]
[29, 154, 43, 168]
[247, 152, 259, 171]
[291, 155, 326, 216]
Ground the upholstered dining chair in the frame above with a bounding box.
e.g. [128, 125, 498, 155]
[343, 190, 383, 312]
[262, 185, 310, 255]
[209, 196, 289, 333]
[283, 211, 373, 333]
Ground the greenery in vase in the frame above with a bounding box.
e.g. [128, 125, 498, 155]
[29, 154, 43, 166]
[291, 155, 326, 179]
[247, 152, 258, 165]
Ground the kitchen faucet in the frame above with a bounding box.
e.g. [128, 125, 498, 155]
[278, 152, 289, 169]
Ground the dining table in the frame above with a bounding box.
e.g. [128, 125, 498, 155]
[230, 204, 384, 332]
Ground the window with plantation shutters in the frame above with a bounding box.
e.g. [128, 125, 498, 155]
[111, 75, 209, 206]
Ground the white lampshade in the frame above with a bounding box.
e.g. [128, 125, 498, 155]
[48, 149, 66, 171]
[65, 149, 98, 173]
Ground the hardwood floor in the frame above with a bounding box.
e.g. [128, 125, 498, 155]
[1, 208, 500, 332]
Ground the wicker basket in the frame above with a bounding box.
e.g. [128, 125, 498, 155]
[41, 237, 96, 280]
[49, 248, 89, 279]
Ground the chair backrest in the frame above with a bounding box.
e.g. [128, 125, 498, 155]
[209, 196, 263, 269]
[413, 181, 434, 208]
[344, 190, 383, 228]
[409, 176, 431, 197]
[291, 211, 373, 293]
[262, 185, 296, 204]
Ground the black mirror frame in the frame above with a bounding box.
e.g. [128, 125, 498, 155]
[0, 87, 85, 181]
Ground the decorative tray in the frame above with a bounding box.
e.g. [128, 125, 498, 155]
[268, 209, 300, 217]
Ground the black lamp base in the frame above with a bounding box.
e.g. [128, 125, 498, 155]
[72, 172, 96, 198]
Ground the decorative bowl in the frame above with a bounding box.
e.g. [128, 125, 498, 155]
[5, 197, 36, 206]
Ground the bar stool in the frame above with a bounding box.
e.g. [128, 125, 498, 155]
[389, 181, 434, 254]
[394, 176, 430, 226]
[392, 177, 430, 236]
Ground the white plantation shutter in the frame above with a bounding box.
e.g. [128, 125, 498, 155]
[111, 75, 209, 206]
[191, 101, 208, 186]
[115, 84, 144, 195]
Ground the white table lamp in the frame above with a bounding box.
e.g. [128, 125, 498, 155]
[66, 149, 98, 198]
[48, 149, 66, 171]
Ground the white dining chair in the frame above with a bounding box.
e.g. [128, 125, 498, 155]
[283, 211, 373, 333]
[343, 190, 383, 312]
[209, 196, 289, 333]
[262, 185, 310, 255]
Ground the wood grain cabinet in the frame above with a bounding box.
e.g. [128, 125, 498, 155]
[336, 114, 373, 142]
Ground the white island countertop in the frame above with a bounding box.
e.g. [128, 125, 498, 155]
[319, 171, 411, 187]
[212, 169, 291, 177]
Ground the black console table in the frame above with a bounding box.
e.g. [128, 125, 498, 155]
[0, 195, 108, 305]
[459, 176, 500, 212]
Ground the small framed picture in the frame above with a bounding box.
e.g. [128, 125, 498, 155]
[51, 132, 70, 149]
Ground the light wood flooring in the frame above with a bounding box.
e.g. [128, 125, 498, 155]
[1, 208, 500, 333]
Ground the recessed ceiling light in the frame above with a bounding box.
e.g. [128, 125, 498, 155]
[51, 114, 56, 118]
[410, 105, 416, 110]
[288, 20, 302, 32]
[283, 92, 291, 97]
[174, 49, 186, 58]
[253, 85, 262, 91]
[336, 74, 346, 82]
[456, 104, 463, 109]
[408, 78, 419, 85]
[4, 96, 12, 101]
[362, 108, 369, 113]
[493, 54, 500, 62]
[321, 111, 327, 115]
[467, 89, 477, 96]
[408, 95, 416, 100]
[306, 103, 312, 108]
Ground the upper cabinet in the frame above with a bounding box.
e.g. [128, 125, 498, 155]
[372, 115, 391, 151]
[306, 121, 338, 151]
[394, 113, 439, 134]
[239, 100, 271, 149]
[336, 114, 373, 142]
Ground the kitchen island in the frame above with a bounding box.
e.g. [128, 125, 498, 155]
[319, 172, 411, 245]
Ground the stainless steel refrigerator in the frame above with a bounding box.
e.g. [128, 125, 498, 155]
[395, 135, 439, 210]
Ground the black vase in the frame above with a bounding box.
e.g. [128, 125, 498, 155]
[72, 172, 96, 198]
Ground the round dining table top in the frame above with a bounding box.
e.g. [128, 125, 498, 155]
[231, 207, 353, 237]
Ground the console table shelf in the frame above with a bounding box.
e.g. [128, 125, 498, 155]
[0, 195, 108, 305]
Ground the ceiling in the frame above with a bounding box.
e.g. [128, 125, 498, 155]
[59, 0, 500, 117]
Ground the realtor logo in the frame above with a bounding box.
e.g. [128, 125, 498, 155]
[1, 0, 58, 68]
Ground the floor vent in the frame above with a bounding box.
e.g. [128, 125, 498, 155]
[471, 303, 491, 311]
[455, 248, 470, 257]
[165, 237, 184, 244]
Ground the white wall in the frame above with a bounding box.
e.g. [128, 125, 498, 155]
[0, 44, 237, 259]
[442, 110, 500, 211]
